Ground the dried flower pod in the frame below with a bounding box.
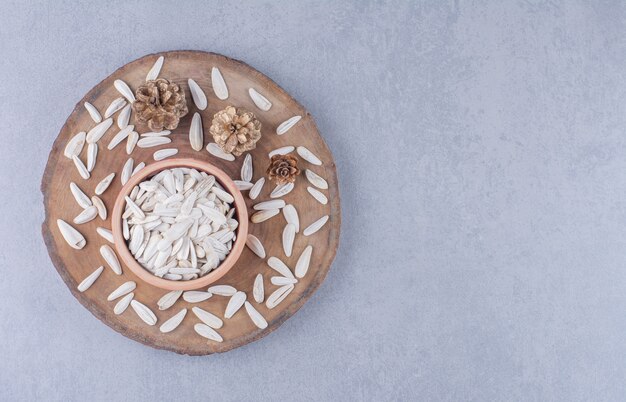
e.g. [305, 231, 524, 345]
[209, 106, 261, 156]
[267, 154, 300, 184]
[132, 79, 188, 131]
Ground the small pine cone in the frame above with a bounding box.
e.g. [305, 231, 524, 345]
[209, 106, 262, 156]
[132, 78, 188, 131]
[267, 154, 300, 184]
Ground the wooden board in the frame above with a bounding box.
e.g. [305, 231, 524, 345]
[41, 50, 341, 355]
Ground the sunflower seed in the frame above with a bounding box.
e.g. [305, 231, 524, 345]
[253, 274, 264, 303]
[266, 284, 294, 309]
[77, 266, 104, 292]
[137, 136, 171, 148]
[146, 56, 164, 81]
[305, 169, 328, 189]
[159, 308, 187, 333]
[192, 307, 223, 329]
[211, 67, 228, 100]
[194, 323, 223, 342]
[117, 104, 131, 129]
[57, 219, 86, 249]
[140, 130, 171, 137]
[276, 115, 302, 135]
[126, 131, 138, 154]
[107, 125, 133, 150]
[157, 290, 183, 310]
[244, 301, 268, 329]
[189, 112, 203, 151]
[91, 195, 107, 219]
[212, 187, 234, 203]
[297, 146, 322, 165]
[130, 300, 157, 325]
[269, 146, 295, 158]
[271, 276, 297, 286]
[207, 285, 237, 296]
[73, 206, 97, 224]
[237, 153, 252, 181]
[234, 180, 253, 190]
[249, 177, 265, 200]
[72, 155, 90, 180]
[295, 245, 313, 278]
[122, 218, 130, 240]
[86, 118, 113, 144]
[248, 88, 271, 111]
[224, 291, 246, 319]
[107, 281, 136, 301]
[114, 292, 134, 315]
[270, 182, 294, 198]
[282, 223, 296, 257]
[154, 148, 178, 161]
[182, 291, 212, 303]
[267, 256, 295, 279]
[129, 225, 144, 254]
[206, 143, 235, 161]
[100, 245, 122, 275]
[131, 162, 145, 177]
[251, 209, 280, 223]
[70, 182, 92, 208]
[64, 132, 86, 159]
[253, 200, 285, 211]
[246, 234, 266, 258]
[84, 102, 102, 123]
[121, 158, 133, 185]
[303, 215, 329, 236]
[307, 186, 328, 205]
[188, 78, 207, 110]
[282, 204, 299, 233]
[114, 79, 135, 103]
[104, 97, 126, 118]
[86, 143, 98, 172]
[95, 173, 115, 195]
[124, 196, 145, 219]
[96, 227, 114, 243]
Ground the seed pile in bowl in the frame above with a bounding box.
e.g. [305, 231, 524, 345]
[123, 167, 238, 281]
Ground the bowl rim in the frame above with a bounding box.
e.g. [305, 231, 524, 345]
[111, 158, 249, 291]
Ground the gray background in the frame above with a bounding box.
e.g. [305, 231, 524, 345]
[1, 0, 625, 400]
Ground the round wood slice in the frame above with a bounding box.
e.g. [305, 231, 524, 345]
[41, 50, 341, 355]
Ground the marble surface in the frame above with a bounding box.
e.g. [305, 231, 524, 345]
[2, 1, 626, 400]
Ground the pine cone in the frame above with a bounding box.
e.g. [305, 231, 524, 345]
[132, 79, 188, 131]
[209, 106, 261, 156]
[267, 154, 300, 184]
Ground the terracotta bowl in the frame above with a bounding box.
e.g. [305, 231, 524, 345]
[111, 158, 249, 291]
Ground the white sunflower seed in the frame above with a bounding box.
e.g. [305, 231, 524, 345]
[86, 143, 98, 172]
[64, 132, 86, 159]
[96, 227, 114, 243]
[295, 245, 313, 278]
[253, 274, 264, 303]
[114, 292, 134, 315]
[70, 182, 92, 208]
[211, 67, 228, 100]
[194, 323, 223, 342]
[237, 154, 251, 183]
[297, 146, 322, 165]
[91, 195, 107, 219]
[251, 209, 280, 223]
[107, 125, 133, 150]
[267, 256, 295, 279]
[234, 180, 253, 190]
[84, 102, 101, 123]
[154, 148, 178, 161]
[307, 186, 328, 205]
[130, 300, 157, 325]
[253, 200, 285, 211]
[249, 177, 265, 200]
[266, 284, 294, 309]
[129, 225, 144, 254]
[182, 291, 212, 303]
[146, 56, 164, 81]
[269, 146, 295, 158]
[117, 104, 131, 129]
[282, 223, 296, 257]
[57, 219, 86, 249]
[137, 136, 171, 148]
[104, 97, 126, 118]
[140, 130, 171, 137]
[121, 158, 133, 185]
[212, 187, 234, 203]
[95, 173, 115, 195]
[114, 79, 135, 103]
[188, 78, 207, 110]
[100, 245, 122, 275]
[244, 301, 268, 329]
[271, 276, 297, 286]
[131, 162, 145, 177]
[207, 285, 237, 296]
[189, 112, 203, 151]
[224, 291, 246, 319]
[303, 215, 329, 236]
[107, 281, 136, 301]
[77, 266, 104, 292]
[124, 196, 145, 219]
[86, 118, 113, 144]
[73, 206, 97, 224]
[282, 204, 299, 233]
[305, 169, 328, 189]
[270, 182, 294, 198]
[72, 155, 90, 180]
[159, 308, 187, 333]
[192, 307, 223, 329]
[246, 234, 266, 258]
[158, 290, 183, 310]
[122, 218, 130, 241]
[248, 88, 271, 111]
[206, 143, 235, 161]
[276, 115, 302, 135]
[126, 131, 139, 154]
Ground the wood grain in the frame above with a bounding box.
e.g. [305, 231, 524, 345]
[41, 50, 341, 355]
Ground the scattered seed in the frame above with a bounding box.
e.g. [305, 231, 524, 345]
[211, 67, 228, 100]
[100, 245, 122, 275]
[224, 291, 246, 318]
[114, 292, 134, 315]
[269, 146, 295, 157]
[295, 245, 313, 278]
[107, 281, 136, 301]
[64, 132, 86, 159]
[276, 116, 302, 135]
[248, 88, 271, 111]
[246, 234, 266, 258]
[114, 79, 135, 103]
[95, 173, 115, 195]
[249, 177, 265, 200]
[188, 78, 208, 110]
[86, 118, 113, 144]
[154, 148, 178, 161]
[146, 56, 164, 81]
[194, 323, 223, 342]
[192, 306, 223, 329]
[266, 284, 294, 309]
[244, 301, 268, 329]
[206, 143, 235, 161]
[104, 97, 126, 118]
[77, 266, 104, 292]
[253, 274, 264, 303]
[159, 308, 187, 333]
[158, 290, 183, 310]
[303, 215, 329, 236]
[307, 186, 328, 205]
[130, 300, 157, 325]
[297, 146, 322, 165]
[84, 102, 102, 123]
